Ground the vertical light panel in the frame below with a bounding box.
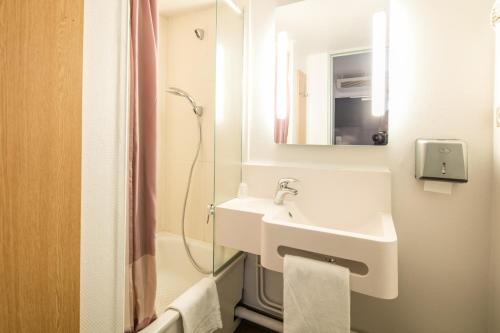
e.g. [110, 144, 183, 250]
[496, 21, 500, 127]
[276, 31, 289, 120]
[372, 11, 387, 117]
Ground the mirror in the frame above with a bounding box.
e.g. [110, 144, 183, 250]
[273, 0, 389, 146]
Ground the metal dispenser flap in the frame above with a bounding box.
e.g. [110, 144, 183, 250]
[415, 139, 468, 183]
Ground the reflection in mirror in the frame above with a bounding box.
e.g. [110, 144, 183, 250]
[274, 0, 389, 146]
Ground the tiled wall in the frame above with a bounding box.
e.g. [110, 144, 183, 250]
[157, 7, 216, 242]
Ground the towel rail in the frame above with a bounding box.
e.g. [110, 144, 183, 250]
[277, 246, 369, 276]
[254, 249, 369, 316]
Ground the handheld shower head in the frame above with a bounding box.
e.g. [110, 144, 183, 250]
[166, 87, 203, 117]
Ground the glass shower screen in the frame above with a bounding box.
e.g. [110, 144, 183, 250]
[213, 0, 245, 273]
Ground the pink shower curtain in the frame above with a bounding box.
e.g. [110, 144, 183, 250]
[274, 118, 289, 144]
[127, 0, 158, 332]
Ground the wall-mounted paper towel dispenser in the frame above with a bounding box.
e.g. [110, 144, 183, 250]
[415, 139, 468, 183]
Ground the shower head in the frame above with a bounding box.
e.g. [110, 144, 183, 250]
[166, 87, 203, 117]
[194, 29, 205, 40]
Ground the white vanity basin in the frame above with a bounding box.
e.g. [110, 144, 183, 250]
[215, 165, 398, 299]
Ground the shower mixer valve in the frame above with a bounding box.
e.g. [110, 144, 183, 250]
[206, 204, 215, 224]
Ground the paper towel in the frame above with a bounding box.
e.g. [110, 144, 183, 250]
[424, 180, 453, 194]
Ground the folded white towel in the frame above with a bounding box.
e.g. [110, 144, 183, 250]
[168, 277, 223, 333]
[284, 255, 350, 333]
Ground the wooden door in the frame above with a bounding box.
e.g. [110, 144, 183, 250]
[0, 1, 83, 332]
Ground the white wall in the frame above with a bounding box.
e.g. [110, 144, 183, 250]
[490, 21, 500, 333]
[491, 109, 500, 330]
[245, 0, 495, 332]
[81, 0, 129, 332]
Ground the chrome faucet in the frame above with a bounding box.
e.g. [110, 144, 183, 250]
[274, 178, 298, 205]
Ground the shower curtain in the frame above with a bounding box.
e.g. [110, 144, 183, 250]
[127, 0, 158, 331]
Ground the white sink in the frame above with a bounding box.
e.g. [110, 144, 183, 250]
[215, 166, 398, 299]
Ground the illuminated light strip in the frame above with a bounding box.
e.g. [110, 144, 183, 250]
[371, 11, 387, 117]
[276, 31, 289, 120]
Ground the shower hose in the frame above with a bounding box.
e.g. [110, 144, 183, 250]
[181, 116, 212, 274]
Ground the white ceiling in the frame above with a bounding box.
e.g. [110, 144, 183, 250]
[276, 0, 389, 56]
[158, 0, 215, 17]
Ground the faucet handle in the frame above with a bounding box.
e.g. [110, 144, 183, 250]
[277, 178, 298, 189]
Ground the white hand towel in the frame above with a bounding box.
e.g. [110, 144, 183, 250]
[168, 277, 223, 333]
[284, 255, 350, 333]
